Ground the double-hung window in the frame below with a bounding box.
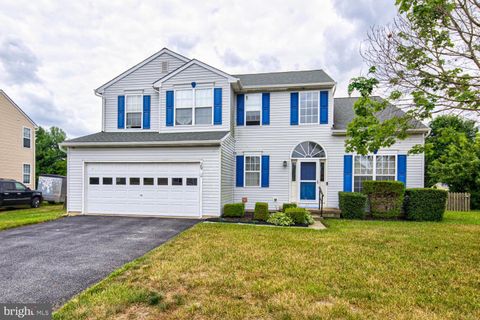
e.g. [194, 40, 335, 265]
[353, 155, 396, 192]
[23, 164, 31, 184]
[245, 94, 261, 126]
[245, 155, 261, 187]
[126, 95, 142, 128]
[23, 127, 31, 148]
[175, 88, 212, 125]
[299, 92, 319, 124]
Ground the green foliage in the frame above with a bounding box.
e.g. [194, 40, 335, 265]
[36, 127, 67, 181]
[470, 192, 480, 210]
[223, 203, 245, 218]
[338, 192, 367, 219]
[285, 207, 314, 225]
[282, 203, 297, 212]
[404, 188, 447, 221]
[267, 212, 294, 226]
[253, 202, 269, 221]
[363, 181, 405, 219]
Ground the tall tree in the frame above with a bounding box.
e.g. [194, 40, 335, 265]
[347, 0, 480, 154]
[35, 127, 67, 181]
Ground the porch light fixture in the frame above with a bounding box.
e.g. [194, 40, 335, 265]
[283, 161, 288, 168]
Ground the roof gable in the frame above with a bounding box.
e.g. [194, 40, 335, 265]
[95, 48, 190, 94]
[153, 59, 238, 87]
[0, 90, 37, 127]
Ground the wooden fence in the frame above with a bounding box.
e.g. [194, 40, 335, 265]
[447, 192, 470, 211]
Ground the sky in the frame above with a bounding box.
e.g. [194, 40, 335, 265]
[0, 0, 398, 138]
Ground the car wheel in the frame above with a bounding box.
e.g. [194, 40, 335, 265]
[31, 197, 40, 208]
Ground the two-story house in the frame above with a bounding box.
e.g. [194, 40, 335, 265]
[0, 90, 37, 189]
[62, 48, 427, 217]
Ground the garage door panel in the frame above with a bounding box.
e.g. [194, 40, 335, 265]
[86, 162, 201, 217]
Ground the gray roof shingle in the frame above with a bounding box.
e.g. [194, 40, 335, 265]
[64, 131, 229, 144]
[333, 97, 428, 130]
[234, 70, 335, 87]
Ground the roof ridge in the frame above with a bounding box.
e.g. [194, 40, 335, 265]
[233, 69, 325, 76]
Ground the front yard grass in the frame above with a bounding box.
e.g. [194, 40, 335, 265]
[54, 211, 480, 320]
[0, 204, 65, 231]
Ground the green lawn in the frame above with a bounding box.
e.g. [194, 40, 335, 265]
[54, 211, 480, 320]
[0, 204, 65, 230]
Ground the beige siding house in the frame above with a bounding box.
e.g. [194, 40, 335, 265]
[0, 90, 37, 188]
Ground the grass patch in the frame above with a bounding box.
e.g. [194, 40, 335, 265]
[0, 204, 65, 231]
[54, 211, 480, 320]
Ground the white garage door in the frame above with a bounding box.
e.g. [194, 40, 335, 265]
[85, 162, 201, 217]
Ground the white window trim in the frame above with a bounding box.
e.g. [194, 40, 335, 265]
[299, 91, 320, 125]
[125, 94, 143, 129]
[174, 88, 214, 126]
[353, 154, 397, 191]
[22, 163, 31, 185]
[22, 126, 32, 149]
[244, 93, 262, 127]
[244, 154, 261, 188]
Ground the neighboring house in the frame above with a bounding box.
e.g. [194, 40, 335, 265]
[0, 90, 37, 188]
[62, 48, 428, 217]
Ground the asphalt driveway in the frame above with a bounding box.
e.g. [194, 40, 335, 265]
[0, 215, 199, 307]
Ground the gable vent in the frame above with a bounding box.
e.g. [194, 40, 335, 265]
[161, 61, 169, 73]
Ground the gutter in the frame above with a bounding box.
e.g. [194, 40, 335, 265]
[60, 139, 223, 148]
[238, 81, 336, 91]
[331, 128, 430, 136]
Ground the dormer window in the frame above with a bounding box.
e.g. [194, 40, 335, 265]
[245, 93, 261, 126]
[126, 94, 142, 129]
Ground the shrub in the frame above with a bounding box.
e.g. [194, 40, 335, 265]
[363, 180, 405, 219]
[338, 192, 367, 219]
[254, 202, 269, 221]
[285, 207, 314, 225]
[223, 203, 245, 218]
[267, 212, 294, 226]
[282, 203, 297, 212]
[470, 192, 480, 210]
[404, 188, 448, 221]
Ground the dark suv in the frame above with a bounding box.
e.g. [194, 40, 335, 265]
[0, 179, 43, 209]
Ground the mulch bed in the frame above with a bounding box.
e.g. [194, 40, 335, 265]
[205, 212, 310, 227]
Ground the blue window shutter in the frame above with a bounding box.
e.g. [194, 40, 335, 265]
[261, 155, 270, 187]
[117, 95, 125, 129]
[143, 95, 151, 129]
[166, 91, 174, 127]
[214, 88, 222, 125]
[262, 93, 270, 125]
[320, 91, 328, 124]
[290, 92, 299, 125]
[397, 155, 407, 186]
[237, 94, 244, 126]
[343, 155, 353, 192]
[236, 155, 244, 187]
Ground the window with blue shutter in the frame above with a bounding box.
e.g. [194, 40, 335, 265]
[214, 88, 222, 125]
[320, 91, 328, 124]
[166, 91, 174, 126]
[397, 155, 407, 186]
[237, 94, 245, 126]
[236, 155, 244, 187]
[117, 95, 125, 129]
[262, 93, 270, 125]
[261, 155, 270, 187]
[143, 95, 151, 129]
[343, 155, 353, 192]
[290, 92, 299, 125]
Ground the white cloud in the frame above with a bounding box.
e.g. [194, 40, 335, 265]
[0, 0, 397, 138]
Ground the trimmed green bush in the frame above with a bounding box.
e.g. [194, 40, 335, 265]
[363, 180, 405, 219]
[254, 202, 269, 221]
[404, 188, 448, 221]
[338, 192, 367, 219]
[223, 203, 245, 218]
[282, 203, 297, 212]
[470, 192, 480, 210]
[267, 212, 294, 226]
[285, 207, 314, 225]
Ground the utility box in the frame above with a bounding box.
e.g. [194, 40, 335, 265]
[38, 174, 67, 203]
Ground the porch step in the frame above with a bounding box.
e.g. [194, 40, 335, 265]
[309, 208, 341, 219]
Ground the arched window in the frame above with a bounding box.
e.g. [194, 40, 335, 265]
[291, 141, 325, 158]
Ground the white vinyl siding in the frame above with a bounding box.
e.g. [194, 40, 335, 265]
[220, 133, 235, 207]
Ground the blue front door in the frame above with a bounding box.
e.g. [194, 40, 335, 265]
[300, 162, 317, 201]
